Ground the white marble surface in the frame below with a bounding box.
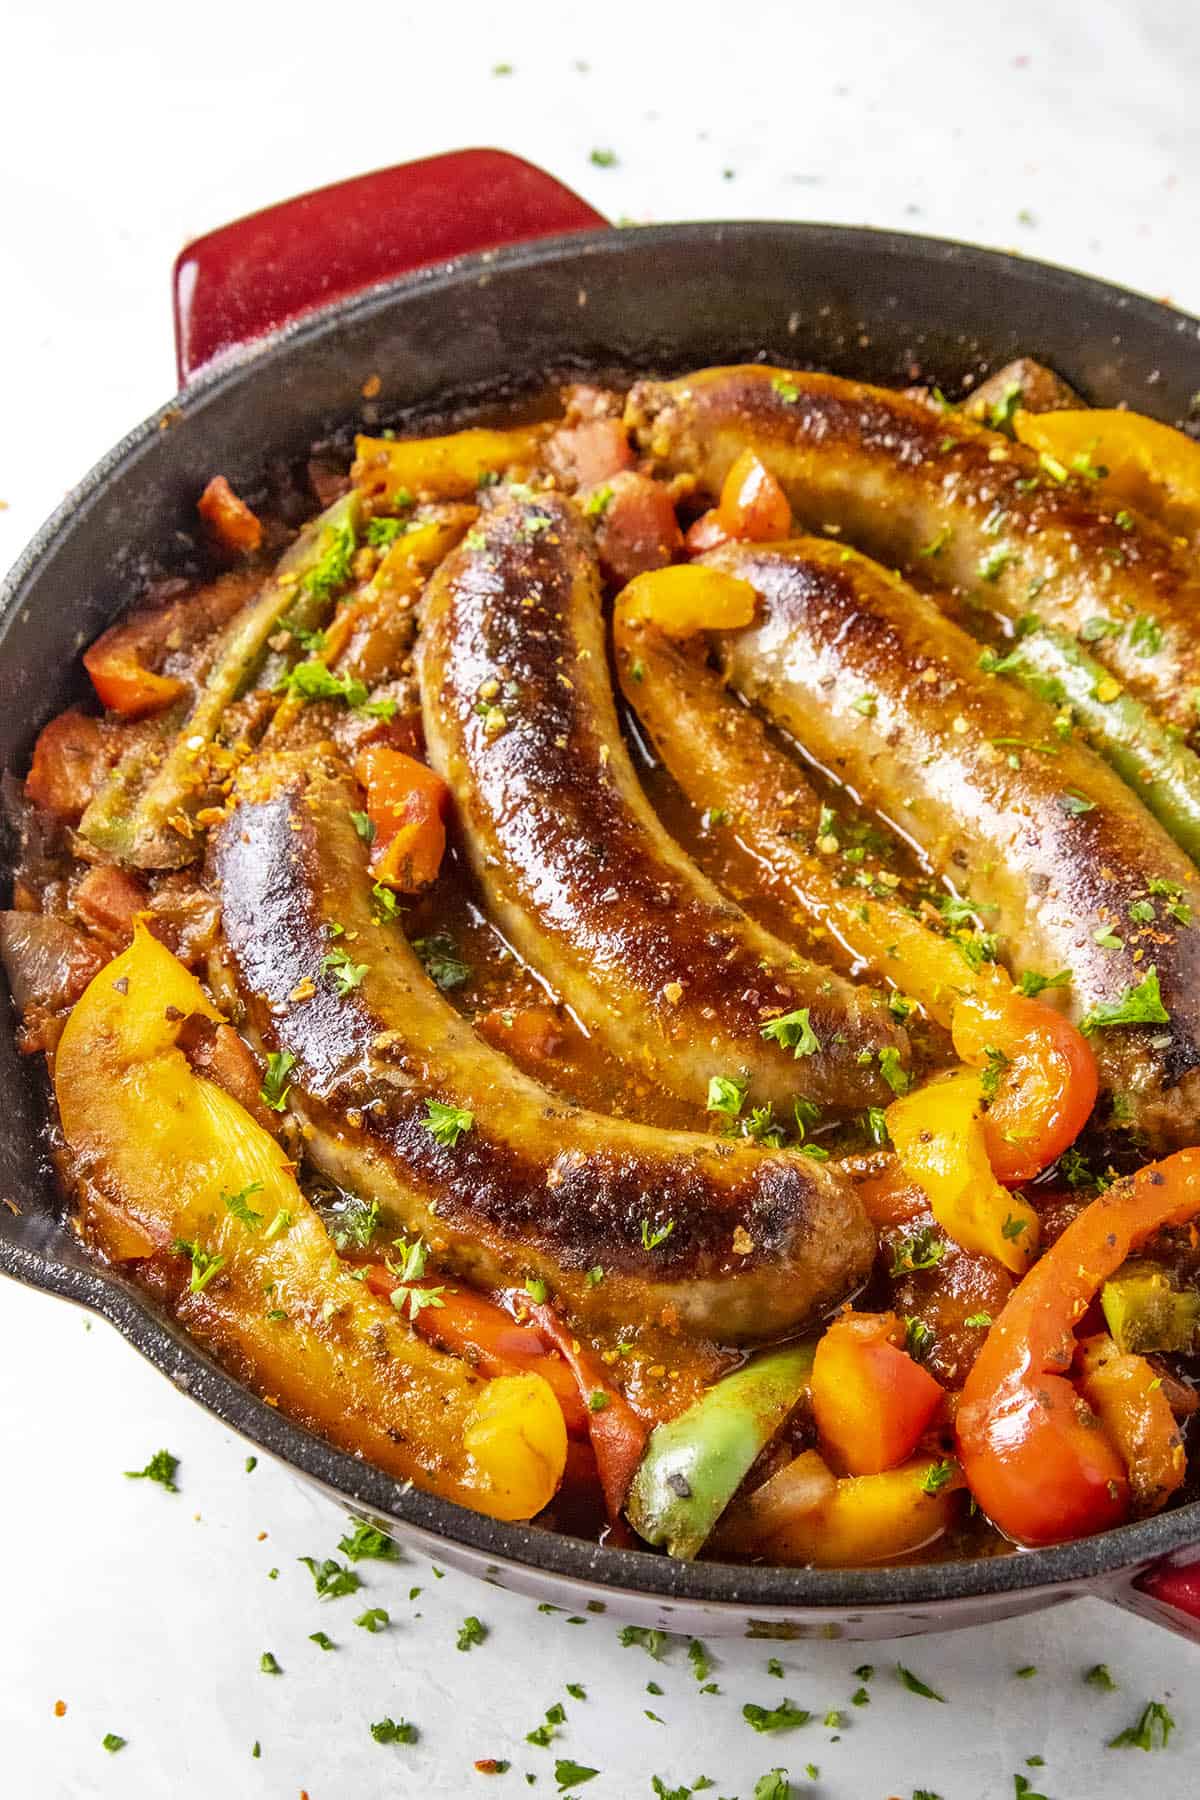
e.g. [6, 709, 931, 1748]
[3, 1, 1200, 1794]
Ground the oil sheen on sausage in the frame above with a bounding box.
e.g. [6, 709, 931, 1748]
[702, 536, 1200, 1149]
[417, 490, 906, 1117]
[209, 751, 876, 1341]
[627, 365, 1200, 736]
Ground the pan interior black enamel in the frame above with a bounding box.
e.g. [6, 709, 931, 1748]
[4, 221, 1200, 1614]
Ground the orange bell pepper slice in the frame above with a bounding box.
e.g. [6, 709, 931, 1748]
[354, 744, 449, 891]
[811, 1311, 944, 1476]
[197, 475, 263, 555]
[716, 449, 792, 541]
[1076, 1333, 1186, 1514]
[734, 1453, 963, 1566]
[615, 564, 758, 637]
[83, 624, 188, 718]
[956, 1146, 1200, 1546]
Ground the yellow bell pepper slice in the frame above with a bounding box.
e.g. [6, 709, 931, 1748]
[352, 425, 550, 502]
[886, 1069, 1040, 1273]
[55, 924, 565, 1521]
[616, 564, 758, 636]
[1014, 407, 1200, 542]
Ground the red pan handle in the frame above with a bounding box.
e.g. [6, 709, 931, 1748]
[172, 148, 609, 386]
[1106, 1549, 1200, 1643]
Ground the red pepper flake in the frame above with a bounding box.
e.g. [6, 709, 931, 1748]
[54, 1700, 67, 1718]
[475, 1760, 510, 1775]
[361, 374, 382, 399]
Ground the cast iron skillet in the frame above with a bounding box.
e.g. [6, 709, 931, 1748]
[4, 148, 1200, 1643]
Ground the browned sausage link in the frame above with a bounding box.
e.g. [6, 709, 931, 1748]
[702, 537, 1200, 1149]
[627, 365, 1200, 735]
[417, 491, 906, 1116]
[209, 753, 875, 1341]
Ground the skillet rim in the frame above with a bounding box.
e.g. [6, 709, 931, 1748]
[3, 216, 1200, 1615]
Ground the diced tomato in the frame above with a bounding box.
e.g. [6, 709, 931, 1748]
[811, 1311, 944, 1475]
[952, 988, 1099, 1183]
[25, 709, 118, 823]
[72, 865, 148, 938]
[354, 744, 450, 891]
[716, 450, 792, 541]
[683, 508, 732, 555]
[197, 475, 263, 555]
[547, 417, 635, 489]
[591, 472, 684, 587]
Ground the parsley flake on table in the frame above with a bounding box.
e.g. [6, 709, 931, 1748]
[423, 1098, 474, 1147]
[896, 1662, 945, 1700]
[1108, 1698, 1176, 1750]
[298, 1555, 361, 1600]
[309, 1631, 335, 1651]
[555, 1759, 599, 1788]
[370, 1717, 418, 1744]
[687, 1639, 713, 1682]
[124, 1448, 178, 1492]
[356, 1608, 389, 1633]
[1084, 1663, 1117, 1690]
[752, 1773, 790, 1800]
[260, 1049, 296, 1111]
[742, 1697, 810, 1732]
[339, 1518, 399, 1561]
[457, 1615, 487, 1651]
[259, 1651, 282, 1675]
[565, 1683, 586, 1700]
[1080, 966, 1170, 1034]
[101, 1733, 126, 1753]
[766, 1657, 785, 1678]
[619, 1625, 668, 1658]
[760, 1007, 820, 1057]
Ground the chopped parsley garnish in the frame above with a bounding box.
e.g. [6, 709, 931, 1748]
[706, 1074, 749, 1117]
[526, 1701, 567, 1746]
[224, 1180, 265, 1229]
[172, 1237, 225, 1294]
[851, 692, 878, 717]
[1085, 1663, 1117, 1690]
[904, 1316, 934, 1361]
[771, 377, 800, 403]
[986, 381, 1023, 434]
[1080, 967, 1169, 1035]
[301, 515, 357, 601]
[411, 933, 471, 989]
[259, 1650, 282, 1675]
[1016, 967, 1071, 998]
[332, 1196, 380, 1252]
[339, 1517, 399, 1561]
[1108, 1699, 1176, 1751]
[1001, 1213, 1028, 1241]
[583, 484, 614, 518]
[1059, 789, 1096, 817]
[275, 658, 395, 718]
[1148, 874, 1193, 925]
[1129, 898, 1156, 923]
[524, 1275, 548, 1304]
[753, 1776, 790, 1800]
[619, 1625, 668, 1657]
[743, 1103, 786, 1146]
[260, 1049, 297, 1111]
[964, 1310, 993, 1328]
[896, 1663, 945, 1701]
[760, 1008, 820, 1058]
[365, 515, 413, 548]
[298, 1556, 361, 1600]
[321, 944, 368, 995]
[890, 1227, 947, 1277]
[979, 1045, 1010, 1101]
[878, 1045, 911, 1096]
[688, 1639, 713, 1682]
[124, 1448, 179, 1492]
[641, 1218, 676, 1251]
[793, 1096, 822, 1139]
[1015, 1664, 1038, 1679]
[978, 545, 1015, 583]
[356, 1607, 389, 1633]
[1093, 924, 1124, 950]
[587, 1389, 610, 1412]
[863, 1105, 891, 1147]
[309, 1631, 335, 1650]
[1130, 614, 1164, 657]
[101, 1733, 126, 1753]
[370, 1716, 418, 1744]
[349, 808, 375, 843]
[920, 1459, 958, 1494]
[589, 147, 618, 167]
[457, 1615, 487, 1651]
[423, 1098, 474, 1147]
[918, 524, 953, 558]
[742, 1697, 810, 1732]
